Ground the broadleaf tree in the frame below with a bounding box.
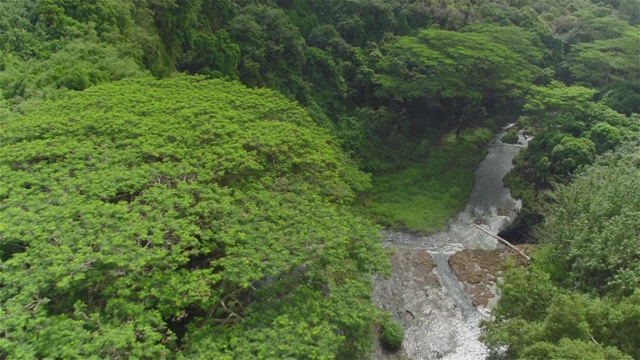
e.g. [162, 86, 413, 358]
[0, 76, 388, 359]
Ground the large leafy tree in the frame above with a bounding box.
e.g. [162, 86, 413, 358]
[509, 81, 633, 191]
[373, 28, 535, 132]
[462, 24, 548, 67]
[228, 3, 307, 100]
[0, 76, 387, 359]
[567, 28, 640, 115]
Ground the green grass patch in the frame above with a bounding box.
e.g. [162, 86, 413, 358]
[360, 128, 491, 233]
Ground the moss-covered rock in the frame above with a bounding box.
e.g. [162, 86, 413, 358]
[501, 129, 519, 144]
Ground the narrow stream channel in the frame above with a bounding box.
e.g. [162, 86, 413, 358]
[373, 125, 529, 360]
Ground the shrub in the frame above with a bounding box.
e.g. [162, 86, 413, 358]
[501, 128, 519, 144]
[380, 318, 405, 350]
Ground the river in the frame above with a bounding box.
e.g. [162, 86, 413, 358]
[372, 125, 529, 360]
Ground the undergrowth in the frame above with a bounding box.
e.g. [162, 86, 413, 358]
[360, 128, 492, 232]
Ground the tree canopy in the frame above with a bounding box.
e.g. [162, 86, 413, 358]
[0, 0, 639, 356]
[483, 150, 640, 359]
[0, 76, 387, 359]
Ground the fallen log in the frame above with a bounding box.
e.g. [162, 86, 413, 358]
[473, 224, 531, 261]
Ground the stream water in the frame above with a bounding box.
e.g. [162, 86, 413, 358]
[372, 125, 530, 360]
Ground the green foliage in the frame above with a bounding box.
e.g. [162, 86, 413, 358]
[0, 0, 241, 106]
[520, 338, 633, 360]
[492, 267, 559, 323]
[554, 9, 631, 44]
[2, 0, 636, 204]
[484, 273, 640, 360]
[150, 0, 238, 76]
[361, 25, 539, 151]
[590, 121, 622, 153]
[303, 46, 347, 119]
[568, 28, 640, 115]
[1, 38, 147, 101]
[618, 0, 640, 25]
[0, 0, 43, 58]
[601, 83, 640, 116]
[462, 24, 547, 67]
[380, 317, 405, 351]
[1, 0, 639, 357]
[507, 80, 635, 200]
[521, 82, 598, 134]
[567, 28, 640, 86]
[501, 129, 519, 144]
[484, 150, 640, 359]
[374, 28, 535, 108]
[536, 151, 640, 296]
[335, 106, 417, 173]
[362, 128, 491, 232]
[228, 3, 308, 100]
[549, 135, 596, 174]
[0, 76, 388, 359]
[177, 29, 240, 78]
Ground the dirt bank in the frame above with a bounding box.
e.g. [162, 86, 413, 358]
[448, 246, 532, 309]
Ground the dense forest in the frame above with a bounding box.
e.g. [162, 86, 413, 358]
[0, 0, 638, 358]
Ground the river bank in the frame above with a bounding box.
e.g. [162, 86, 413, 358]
[373, 245, 533, 359]
[372, 126, 530, 360]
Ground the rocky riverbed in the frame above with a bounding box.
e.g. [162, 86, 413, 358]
[372, 126, 531, 360]
[373, 245, 532, 360]
[449, 246, 532, 309]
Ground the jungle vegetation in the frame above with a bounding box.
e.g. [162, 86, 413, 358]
[0, 0, 638, 358]
[483, 148, 640, 359]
